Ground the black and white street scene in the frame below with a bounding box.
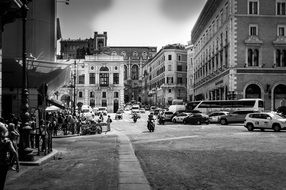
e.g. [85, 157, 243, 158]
[1, 0, 286, 190]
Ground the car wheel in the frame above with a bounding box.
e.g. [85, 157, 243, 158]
[173, 119, 176, 123]
[220, 119, 227, 125]
[246, 123, 254, 131]
[260, 129, 265, 132]
[273, 124, 281, 132]
[183, 120, 187, 124]
[196, 120, 201, 125]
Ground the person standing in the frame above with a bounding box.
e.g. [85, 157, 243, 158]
[0, 123, 19, 190]
[106, 115, 112, 132]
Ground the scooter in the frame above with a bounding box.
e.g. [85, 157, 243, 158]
[147, 120, 155, 132]
[133, 116, 137, 123]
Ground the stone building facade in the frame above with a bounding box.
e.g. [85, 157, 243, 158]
[57, 54, 125, 113]
[191, 0, 286, 111]
[59, 32, 157, 104]
[142, 44, 188, 107]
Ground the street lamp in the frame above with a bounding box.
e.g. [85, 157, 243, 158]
[19, 0, 34, 161]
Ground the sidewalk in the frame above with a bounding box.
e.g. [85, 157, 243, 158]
[114, 130, 151, 190]
[6, 129, 151, 190]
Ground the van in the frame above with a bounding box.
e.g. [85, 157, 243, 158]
[168, 105, 185, 113]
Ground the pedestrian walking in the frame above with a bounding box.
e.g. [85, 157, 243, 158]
[7, 123, 19, 170]
[106, 115, 112, 132]
[0, 122, 19, 190]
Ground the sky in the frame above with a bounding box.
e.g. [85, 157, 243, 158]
[57, 0, 206, 49]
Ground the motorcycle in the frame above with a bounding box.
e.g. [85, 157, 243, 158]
[147, 120, 155, 132]
[132, 114, 139, 123]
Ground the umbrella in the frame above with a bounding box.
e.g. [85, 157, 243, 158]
[45, 105, 60, 112]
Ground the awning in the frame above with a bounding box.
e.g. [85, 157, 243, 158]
[47, 99, 66, 110]
[3, 58, 71, 96]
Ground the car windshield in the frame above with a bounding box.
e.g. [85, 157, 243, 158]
[99, 108, 106, 111]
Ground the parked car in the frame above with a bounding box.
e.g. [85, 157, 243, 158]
[208, 111, 229, 123]
[172, 112, 190, 123]
[162, 111, 174, 121]
[244, 112, 286, 132]
[219, 110, 256, 125]
[140, 108, 146, 113]
[150, 106, 156, 111]
[183, 113, 209, 125]
[98, 107, 108, 116]
[115, 111, 123, 120]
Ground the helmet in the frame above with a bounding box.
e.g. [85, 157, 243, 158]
[0, 122, 8, 137]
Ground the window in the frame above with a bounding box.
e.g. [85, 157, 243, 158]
[277, 0, 286, 15]
[247, 48, 259, 66]
[248, 0, 258, 15]
[100, 73, 109, 86]
[79, 91, 83, 98]
[114, 92, 119, 98]
[113, 73, 119, 84]
[90, 91, 94, 98]
[278, 25, 286, 36]
[168, 65, 172, 71]
[78, 74, 85, 84]
[276, 49, 286, 67]
[177, 65, 182, 71]
[168, 55, 172, 60]
[178, 55, 181, 61]
[102, 100, 107, 107]
[249, 25, 258, 36]
[131, 65, 139, 80]
[115, 66, 118, 70]
[89, 73, 95, 84]
[177, 77, 183, 84]
[102, 92, 106, 98]
[169, 89, 172, 93]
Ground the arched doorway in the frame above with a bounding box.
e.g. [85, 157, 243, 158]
[274, 84, 286, 109]
[245, 84, 261, 98]
[113, 99, 119, 113]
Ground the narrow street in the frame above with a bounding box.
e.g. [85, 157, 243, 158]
[5, 111, 286, 190]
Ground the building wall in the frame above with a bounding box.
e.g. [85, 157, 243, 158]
[3, 0, 57, 61]
[143, 44, 187, 106]
[59, 32, 157, 104]
[58, 55, 125, 113]
[191, 0, 286, 110]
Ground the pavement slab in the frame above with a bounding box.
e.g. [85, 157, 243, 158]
[114, 130, 151, 190]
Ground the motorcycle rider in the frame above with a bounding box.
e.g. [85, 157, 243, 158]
[132, 112, 139, 122]
[147, 112, 155, 132]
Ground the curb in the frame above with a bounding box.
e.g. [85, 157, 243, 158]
[19, 149, 59, 166]
[53, 134, 80, 138]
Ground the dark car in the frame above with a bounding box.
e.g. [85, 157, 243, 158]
[277, 106, 286, 116]
[219, 110, 256, 125]
[183, 113, 209, 125]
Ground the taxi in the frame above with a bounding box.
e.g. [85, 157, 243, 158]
[244, 112, 286, 132]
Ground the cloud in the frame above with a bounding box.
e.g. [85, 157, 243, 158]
[160, 0, 206, 23]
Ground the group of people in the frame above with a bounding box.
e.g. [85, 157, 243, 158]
[0, 121, 20, 190]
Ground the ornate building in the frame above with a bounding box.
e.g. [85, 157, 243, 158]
[59, 32, 157, 103]
[142, 44, 188, 107]
[191, 0, 286, 111]
[56, 54, 125, 113]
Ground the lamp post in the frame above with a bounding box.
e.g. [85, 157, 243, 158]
[73, 60, 76, 116]
[19, 0, 34, 161]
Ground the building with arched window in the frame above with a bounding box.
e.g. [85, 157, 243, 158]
[59, 32, 157, 104]
[190, 0, 286, 111]
[57, 54, 125, 113]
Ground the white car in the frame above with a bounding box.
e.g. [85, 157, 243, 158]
[208, 111, 229, 123]
[172, 112, 190, 123]
[244, 112, 286, 132]
[98, 107, 108, 115]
